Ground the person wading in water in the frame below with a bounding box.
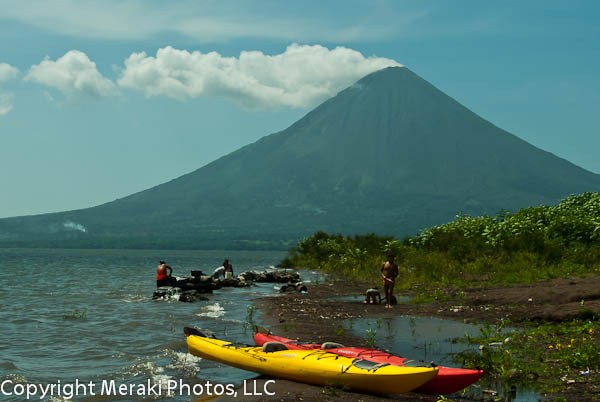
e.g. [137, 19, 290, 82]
[156, 260, 173, 288]
[381, 254, 398, 309]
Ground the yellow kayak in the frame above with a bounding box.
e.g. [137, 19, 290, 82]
[184, 327, 438, 394]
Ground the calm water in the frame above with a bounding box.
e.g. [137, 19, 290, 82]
[1, 248, 541, 401]
[348, 316, 540, 402]
[0, 248, 323, 401]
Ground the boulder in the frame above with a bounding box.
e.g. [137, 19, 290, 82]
[255, 271, 300, 283]
[238, 271, 257, 282]
[173, 277, 213, 293]
[153, 269, 300, 298]
[279, 281, 308, 293]
[180, 290, 209, 303]
[152, 286, 181, 300]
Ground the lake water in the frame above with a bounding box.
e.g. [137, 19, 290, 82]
[0, 248, 310, 401]
[1, 248, 540, 401]
[348, 316, 541, 401]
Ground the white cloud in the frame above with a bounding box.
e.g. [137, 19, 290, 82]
[0, 63, 18, 116]
[118, 44, 401, 108]
[0, 63, 19, 82]
[25, 51, 116, 97]
[0, 93, 14, 115]
[43, 91, 55, 102]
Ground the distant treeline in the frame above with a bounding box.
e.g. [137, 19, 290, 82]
[281, 192, 600, 288]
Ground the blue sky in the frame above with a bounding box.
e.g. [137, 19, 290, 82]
[1, 0, 599, 218]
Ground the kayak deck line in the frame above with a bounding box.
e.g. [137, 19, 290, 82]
[253, 330, 484, 395]
[184, 327, 439, 395]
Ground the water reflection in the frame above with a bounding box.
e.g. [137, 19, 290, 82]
[347, 316, 540, 402]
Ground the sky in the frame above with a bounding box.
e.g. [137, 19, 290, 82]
[1, 0, 599, 218]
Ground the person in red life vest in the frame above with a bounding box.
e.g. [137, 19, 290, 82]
[156, 260, 173, 287]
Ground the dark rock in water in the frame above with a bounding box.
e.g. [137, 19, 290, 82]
[214, 270, 298, 288]
[173, 276, 213, 293]
[237, 271, 257, 282]
[153, 270, 301, 300]
[180, 290, 209, 303]
[212, 277, 253, 289]
[277, 271, 301, 283]
[152, 286, 181, 300]
[152, 287, 208, 303]
[279, 281, 308, 293]
[296, 283, 308, 293]
[248, 270, 300, 283]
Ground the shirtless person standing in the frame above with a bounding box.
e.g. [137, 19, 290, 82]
[381, 254, 398, 309]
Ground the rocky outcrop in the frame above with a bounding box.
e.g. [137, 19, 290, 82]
[279, 281, 308, 293]
[180, 290, 210, 303]
[152, 287, 209, 302]
[152, 269, 303, 302]
[238, 270, 300, 283]
[152, 286, 181, 300]
[212, 277, 253, 290]
[173, 276, 213, 293]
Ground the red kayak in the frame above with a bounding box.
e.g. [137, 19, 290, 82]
[254, 332, 483, 395]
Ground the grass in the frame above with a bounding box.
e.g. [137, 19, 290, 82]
[364, 328, 377, 348]
[281, 193, 600, 291]
[454, 319, 600, 394]
[246, 305, 257, 323]
[321, 383, 350, 396]
[242, 305, 257, 334]
[436, 397, 457, 402]
[281, 323, 297, 333]
[280, 193, 600, 399]
[288, 244, 599, 294]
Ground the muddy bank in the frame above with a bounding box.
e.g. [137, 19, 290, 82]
[214, 377, 441, 402]
[256, 275, 600, 329]
[247, 274, 600, 401]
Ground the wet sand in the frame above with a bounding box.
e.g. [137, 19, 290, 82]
[214, 377, 443, 402]
[236, 274, 600, 401]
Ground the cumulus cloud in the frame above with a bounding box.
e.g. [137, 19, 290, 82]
[0, 63, 19, 83]
[0, 63, 19, 115]
[25, 50, 116, 97]
[0, 93, 14, 115]
[118, 44, 401, 108]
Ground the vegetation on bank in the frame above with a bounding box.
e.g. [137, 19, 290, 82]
[281, 192, 600, 289]
[456, 318, 600, 395]
[282, 192, 600, 397]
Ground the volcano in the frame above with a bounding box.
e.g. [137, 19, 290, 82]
[2, 67, 599, 249]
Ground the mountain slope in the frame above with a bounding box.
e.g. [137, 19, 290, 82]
[2, 67, 599, 249]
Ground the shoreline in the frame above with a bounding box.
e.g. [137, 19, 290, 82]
[241, 273, 600, 401]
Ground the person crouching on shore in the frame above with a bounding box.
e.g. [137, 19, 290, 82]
[381, 254, 398, 309]
[364, 287, 381, 304]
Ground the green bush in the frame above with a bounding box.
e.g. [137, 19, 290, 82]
[284, 192, 600, 287]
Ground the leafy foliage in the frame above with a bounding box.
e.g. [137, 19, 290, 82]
[284, 193, 600, 287]
[411, 192, 600, 252]
[455, 319, 600, 393]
